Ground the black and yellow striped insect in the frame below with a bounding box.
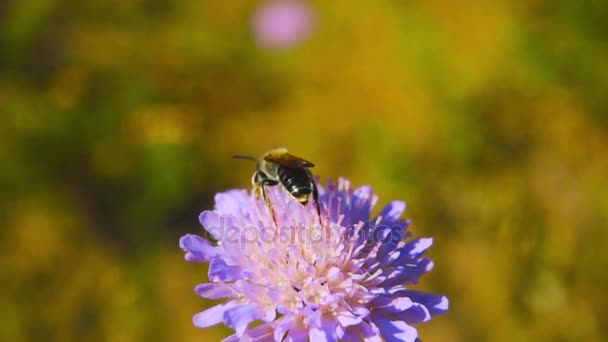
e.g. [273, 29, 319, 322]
[233, 147, 322, 227]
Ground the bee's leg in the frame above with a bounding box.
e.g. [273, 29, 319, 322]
[252, 171, 262, 199]
[260, 181, 279, 229]
[254, 185, 261, 199]
[312, 183, 323, 228]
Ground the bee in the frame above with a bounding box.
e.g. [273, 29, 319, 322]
[233, 147, 322, 227]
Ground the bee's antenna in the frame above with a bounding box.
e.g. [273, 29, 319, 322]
[232, 155, 258, 162]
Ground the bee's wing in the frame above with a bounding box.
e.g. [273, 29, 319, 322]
[264, 152, 315, 168]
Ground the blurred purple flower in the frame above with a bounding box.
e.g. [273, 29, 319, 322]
[180, 178, 448, 341]
[253, 0, 316, 49]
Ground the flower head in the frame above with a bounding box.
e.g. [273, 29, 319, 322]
[253, 0, 315, 49]
[180, 178, 448, 341]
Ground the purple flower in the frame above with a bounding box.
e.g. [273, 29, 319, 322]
[180, 178, 448, 341]
[253, 0, 315, 49]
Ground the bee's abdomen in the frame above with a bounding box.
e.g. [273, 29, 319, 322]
[277, 167, 313, 204]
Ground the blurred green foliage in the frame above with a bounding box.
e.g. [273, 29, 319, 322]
[1, 0, 608, 341]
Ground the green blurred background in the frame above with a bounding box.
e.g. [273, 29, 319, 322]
[2, 0, 608, 341]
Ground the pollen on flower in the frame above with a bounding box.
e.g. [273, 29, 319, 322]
[179, 178, 448, 342]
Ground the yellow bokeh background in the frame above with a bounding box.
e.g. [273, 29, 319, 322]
[1, 0, 607, 341]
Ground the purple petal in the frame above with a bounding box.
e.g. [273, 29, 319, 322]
[396, 291, 449, 316]
[389, 238, 434, 268]
[343, 321, 383, 342]
[378, 201, 406, 224]
[274, 315, 297, 341]
[374, 219, 412, 261]
[193, 301, 238, 328]
[262, 308, 276, 323]
[341, 327, 361, 341]
[393, 238, 433, 265]
[376, 244, 403, 269]
[373, 316, 418, 342]
[199, 211, 224, 240]
[195, 283, 234, 299]
[406, 238, 434, 257]
[244, 323, 276, 342]
[321, 182, 350, 225]
[209, 258, 241, 282]
[179, 234, 219, 262]
[305, 310, 339, 342]
[381, 258, 434, 287]
[371, 297, 414, 313]
[392, 303, 431, 324]
[350, 305, 371, 317]
[249, 324, 276, 342]
[234, 280, 270, 304]
[336, 311, 362, 328]
[368, 226, 403, 269]
[302, 308, 322, 327]
[223, 322, 275, 342]
[360, 321, 383, 342]
[350, 186, 375, 224]
[223, 304, 264, 337]
[284, 325, 309, 342]
[214, 190, 251, 216]
[309, 323, 339, 342]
